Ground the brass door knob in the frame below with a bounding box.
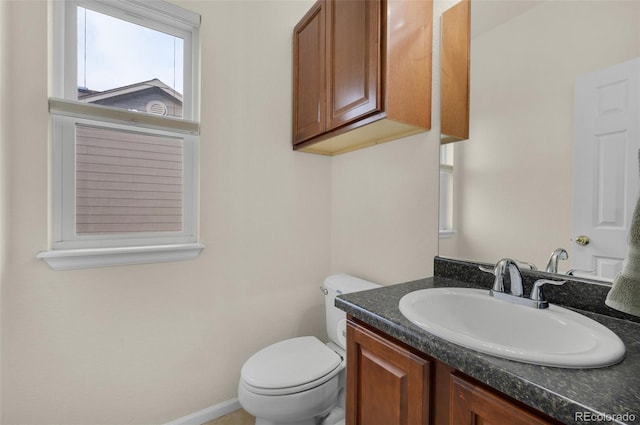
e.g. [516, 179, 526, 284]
[575, 235, 590, 246]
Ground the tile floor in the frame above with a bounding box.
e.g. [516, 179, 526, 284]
[202, 409, 255, 425]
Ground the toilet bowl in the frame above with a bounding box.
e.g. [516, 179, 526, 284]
[237, 274, 380, 425]
[238, 337, 344, 425]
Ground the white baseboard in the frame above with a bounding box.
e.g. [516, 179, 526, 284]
[164, 398, 241, 425]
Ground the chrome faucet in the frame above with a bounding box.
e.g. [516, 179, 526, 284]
[481, 258, 524, 296]
[480, 258, 566, 309]
[545, 248, 568, 273]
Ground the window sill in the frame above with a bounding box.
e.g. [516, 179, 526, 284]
[37, 243, 205, 270]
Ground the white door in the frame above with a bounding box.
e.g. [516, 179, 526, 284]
[572, 58, 640, 279]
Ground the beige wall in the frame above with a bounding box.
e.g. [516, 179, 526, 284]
[440, 0, 640, 271]
[0, 0, 442, 423]
[330, 133, 440, 284]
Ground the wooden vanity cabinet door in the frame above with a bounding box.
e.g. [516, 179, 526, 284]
[450, 374, 560, 425]
[292, 1, 326, 144]
[325, 0, 381, 131]
[346, 319, 430, 425]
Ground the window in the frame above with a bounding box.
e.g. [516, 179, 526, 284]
[439, 143, 455, 238]
[39, 0, 203, 270]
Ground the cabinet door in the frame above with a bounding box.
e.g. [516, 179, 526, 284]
[450, 374, 560, 425]
[292, 1, 326, 144]
[346, 320, 430, 425]
[326, 0, 381, 131]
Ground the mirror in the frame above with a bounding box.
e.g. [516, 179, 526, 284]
[439, 0, 640, 282]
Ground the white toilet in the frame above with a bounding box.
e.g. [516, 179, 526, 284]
[237, 274, 380, 425]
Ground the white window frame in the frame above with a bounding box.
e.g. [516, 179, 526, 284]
[38, 0, 203, 270]
[439, 143, 455, 239]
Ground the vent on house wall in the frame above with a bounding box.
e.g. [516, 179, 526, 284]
[147, 100, 168, 116]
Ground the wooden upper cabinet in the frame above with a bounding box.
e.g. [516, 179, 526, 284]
[440, 0, 470, 143]
[293, 1, 326, 144]
[292, 0, 433, 155]
[326, 0, 380, 130]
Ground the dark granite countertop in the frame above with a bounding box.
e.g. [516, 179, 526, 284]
[336, 275, 640, 425]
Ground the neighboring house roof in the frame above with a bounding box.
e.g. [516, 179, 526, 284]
[78, 78, 183, 118]
[78, 78, 183, 103]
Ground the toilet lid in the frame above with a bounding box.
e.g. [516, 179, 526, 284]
[241, 336, 342, 390]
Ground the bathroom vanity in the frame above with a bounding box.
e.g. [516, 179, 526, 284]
[337, 257, 640, 425]
[347, 318, 560, 424]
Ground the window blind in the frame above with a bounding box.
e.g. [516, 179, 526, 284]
[75, 124, 184, 234]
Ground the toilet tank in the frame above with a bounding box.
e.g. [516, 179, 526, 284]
[324, 274, 381, 349]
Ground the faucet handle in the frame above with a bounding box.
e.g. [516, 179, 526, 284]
[530, 279, 566, 308]
[479, 265, 494, 274]
[566, 269, 595, 276]
[479, 264, 504, 292]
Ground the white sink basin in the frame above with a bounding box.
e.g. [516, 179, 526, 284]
[399, 287, 626, 368]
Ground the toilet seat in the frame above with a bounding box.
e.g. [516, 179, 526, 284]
[240, 336, 343, 396]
